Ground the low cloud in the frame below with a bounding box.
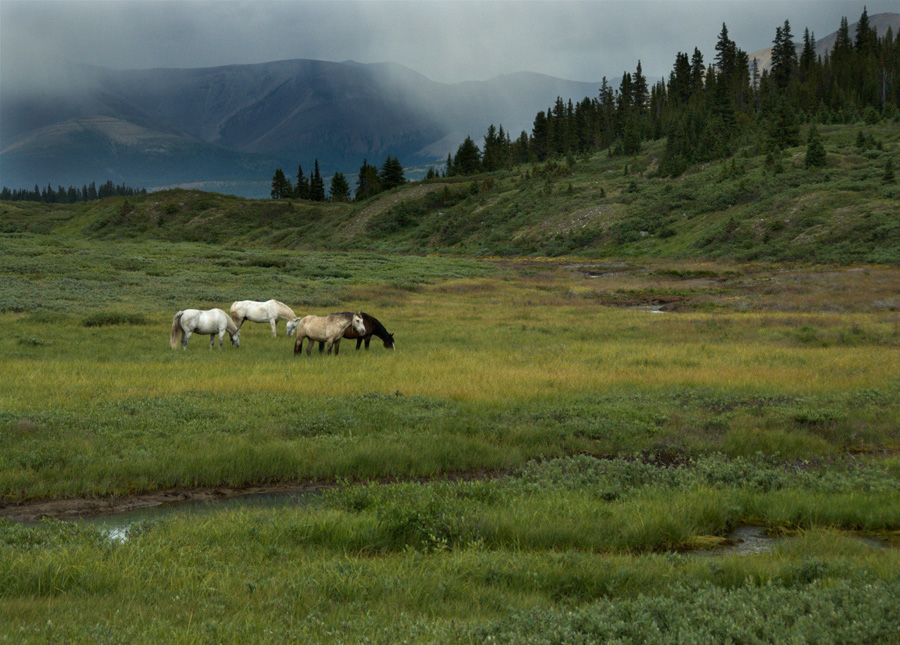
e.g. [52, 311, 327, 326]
[3, 0, 896, 97]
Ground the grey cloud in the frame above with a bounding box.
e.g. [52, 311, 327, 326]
[3, 0, 897, 95]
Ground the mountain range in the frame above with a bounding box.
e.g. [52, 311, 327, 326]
[0, 59, 599, 196]
[3, 12, 896, 198]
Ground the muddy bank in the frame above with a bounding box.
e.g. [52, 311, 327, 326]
[0, 469, 508, 524]
[0, 482, 331, 524]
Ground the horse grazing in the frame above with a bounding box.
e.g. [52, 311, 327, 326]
[170, 309, 241, 350]
[293, 312, 366, 356]
[230, 299, 297, 337]
[315, 312, 395, 351]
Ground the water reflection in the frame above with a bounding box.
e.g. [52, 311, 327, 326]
[81, 491, 321, 541]
[692, 525, 890, 557]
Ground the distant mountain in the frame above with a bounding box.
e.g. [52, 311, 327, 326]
[748, 12, 899, 71]
[0, 59, 599, 196]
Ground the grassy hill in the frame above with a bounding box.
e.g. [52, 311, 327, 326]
[2, 122, 897, 264]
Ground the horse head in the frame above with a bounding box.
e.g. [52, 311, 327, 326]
[230, 329, 241, 348]
[383, 333, 395, 349]
[351, 313, 366, 336]
[286, 318, 300, 337]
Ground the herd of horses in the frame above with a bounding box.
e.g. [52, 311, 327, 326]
[169, 299, 395, 355]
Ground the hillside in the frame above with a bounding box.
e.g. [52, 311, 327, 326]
[2, 122, 897, 265]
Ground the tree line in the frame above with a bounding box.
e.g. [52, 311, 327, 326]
[0, 180, 147, 203]
[271, 156, 406, 202]
[272, 9, 896, 202]
[444, 8, 898, 177]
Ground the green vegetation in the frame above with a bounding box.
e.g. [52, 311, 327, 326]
[1, 10, 898, 636]
[2, 120, 897, 264]
[0, 231, 898, 639]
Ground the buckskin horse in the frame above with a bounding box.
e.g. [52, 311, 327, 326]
[292, 312, 366, 356]
[314, 312, 395, 352]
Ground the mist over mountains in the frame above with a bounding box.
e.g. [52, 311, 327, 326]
[0, 59, 599, 197]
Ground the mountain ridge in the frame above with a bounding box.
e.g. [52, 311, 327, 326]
[1, 59, 600, 195]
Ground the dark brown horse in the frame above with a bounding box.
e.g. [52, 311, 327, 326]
[316, 312, 394, 352]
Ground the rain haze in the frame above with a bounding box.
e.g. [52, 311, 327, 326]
[2, 0, 897, 95]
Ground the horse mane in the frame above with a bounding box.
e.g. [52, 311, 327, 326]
[273, 300, 297, 318]
[224, 311, 240, 334]
[361, 312, 390, 339]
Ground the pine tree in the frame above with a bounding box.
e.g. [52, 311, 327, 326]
[531, 111, 550, 161]
[771, 20, 797, 89]
[451, 136, 482, 175]
[379, 156, 405, 190]
[294, 164, 310, 199]
[854, 7, 877, 55]
[805, 124, 827, 168]
[355, 159, 381, 201]
[715, 23, 737, 80]
[310, 160, 326, 201]
[270, 168, 291, 199]
[329, 172, 350, 201]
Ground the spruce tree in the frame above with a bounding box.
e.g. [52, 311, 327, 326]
[452, 136, 482, 175]
[771, 20, 797, 89]
[294, 164, 310, 199]
[310, 160, 326, 201]
[379, 156, 405, 190]
[355, 159, 381, 200]
[270, 169, 292, 199]
[805, 124, 827, 168]
[329, 172, 350, 201]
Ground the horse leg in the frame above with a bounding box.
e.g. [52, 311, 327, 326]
[364, 335, 372, 350]
[182, 329, 191, 349]
[356, 337, 363, 350]
[209, 334, 215, 349]
[333, 339, 341, 355]
[294, 336, 304, 355]
[269, 319, 277, 337]
[318, 341, 325, 353]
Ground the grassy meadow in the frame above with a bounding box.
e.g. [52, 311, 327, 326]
[1, 229, 899, 641]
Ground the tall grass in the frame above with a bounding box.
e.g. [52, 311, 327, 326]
[2, 243, 898, 499]
[1, 234, 899, 640]
[2, 455, 898, 641]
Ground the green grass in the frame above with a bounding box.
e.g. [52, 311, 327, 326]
[1, 239, 898, 501]
[2, 456, 898, 642]
[2, 155, 899, 640]
[2, 122, 898, 263]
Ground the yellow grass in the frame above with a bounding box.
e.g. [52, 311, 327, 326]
[4, 302, 896, 414]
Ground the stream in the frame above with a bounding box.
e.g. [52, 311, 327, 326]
[79, 490, 322, 541]
[69, 491, 893, 556]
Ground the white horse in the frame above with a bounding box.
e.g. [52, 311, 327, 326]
[293, 312, 366, 356]
[170, 308, 241, 350]
[230, 299, 298, 337]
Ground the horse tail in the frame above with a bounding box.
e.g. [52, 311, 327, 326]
[229, 302, 243, 325]
[170, 311, 184, 349]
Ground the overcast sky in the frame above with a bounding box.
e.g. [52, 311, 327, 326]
[2, 0, 897, 90]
